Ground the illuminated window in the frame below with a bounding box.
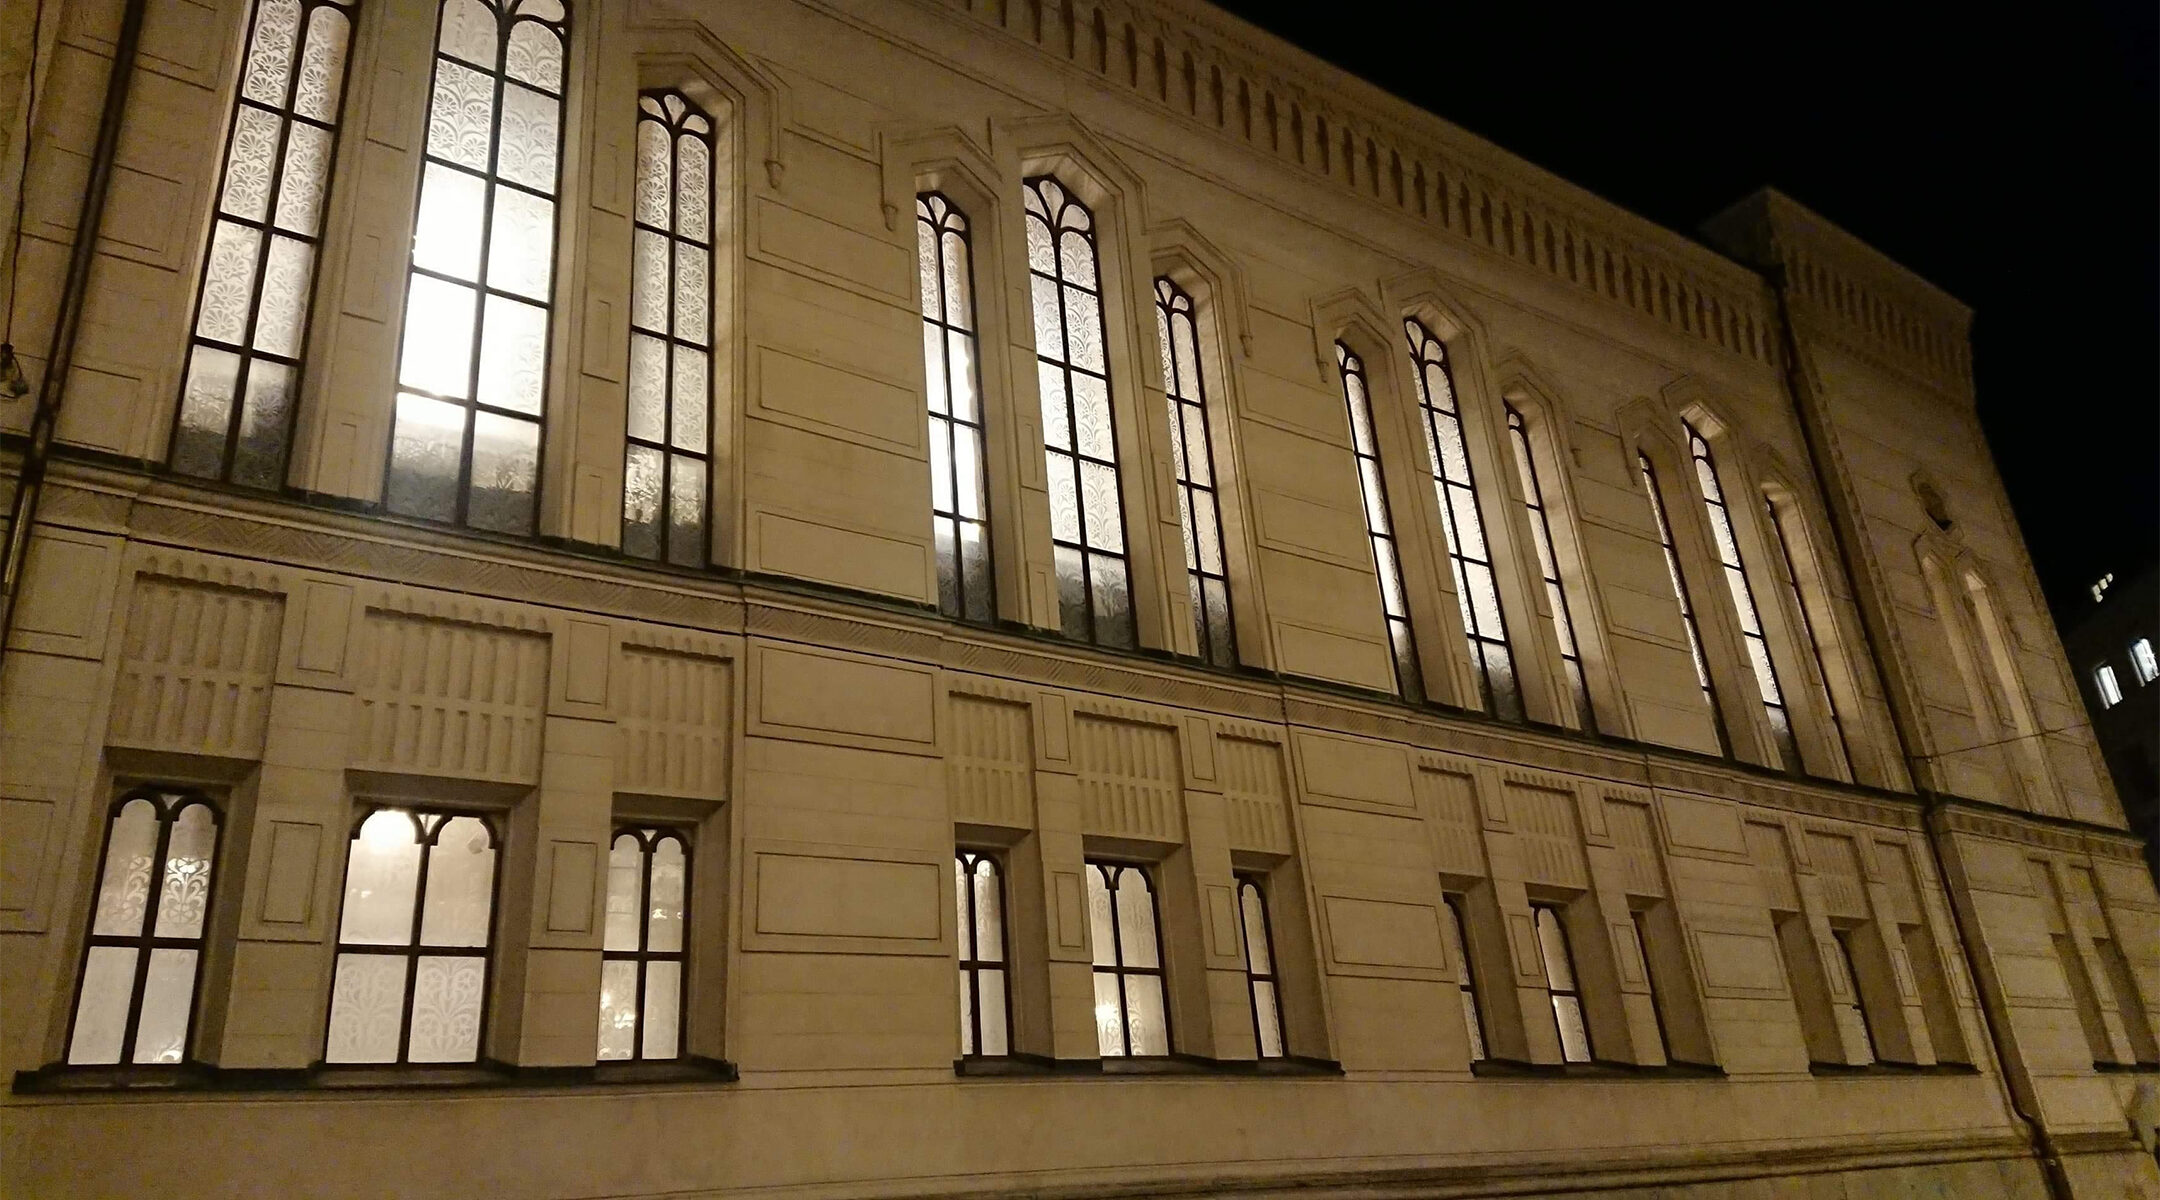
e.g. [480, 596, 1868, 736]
[917, 193, 994, 622]
[598, 827, 688, 1061]
[1765, 498, 1853, 776]
[622, 91, 714, 566]
[1626, 912, 1672, 1061]
[1441, 894, 1486, 1062]
[325, 807, 499, 1064]
[1407, 320, 1518, 719]
[1027, 178, 1134, 648]
[383, 0, 569, 535]
[955, 850, 1010, 1056]
[1828, 927, 1879, 1063]
[170, 0, 360, 487]
[1532, 903, 1592, 1063]
[2132, 638, 2158, 686]
[1337, 343, 1422, 701]
[1235, 876, 1284, 1058]
[1640, 453, 1728, 753]
[66, 788, 222, 1065]
[1088, 862, 1169, 1056]
[2096, 664, 2124, 709]
[1156, 278, 1235, 666]
[1687, 424, 1800, 771]
[1506, 406, 1592, 730]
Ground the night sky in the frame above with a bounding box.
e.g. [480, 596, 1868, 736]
[1217, 1, 2159, 625]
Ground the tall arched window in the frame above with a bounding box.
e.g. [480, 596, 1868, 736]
[1640, 453, 1728, 754]
[170, 0, 360, 487]
[1026, 177, 1134, 648]
[1765, 497, 1854, 777]
[1235, 876, 1284, 1058]
[66, 788, 222, 1065]
[1686, 424, 1800, 772]
[623, 91, 713, 567]
[383, 0, 569, 535]
[1087, 861, 1169, 1056]
[1507, 406, 1593, 731]
[599, 826, 688, 1061]
[954, 850, 1009, 1056]
[1337, 343, 1422, 701]
[1154, 278, 1234, 666]
[916, 193, 993, 621]
[1405, 319, 1519, 720]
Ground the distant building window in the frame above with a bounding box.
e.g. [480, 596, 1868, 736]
[1156, 278, 1236, 667]
[1337, 343, 1423, 701]
[1235, 877, 1285, 1058]
[599, 827, 689, 1061]
[1087, 862, 1169, 1056]
[67, 789, 222, 1065]
[1532, 903, 1592, 1063]
[2096, 664, 2124, 709]
[2131, 638, 2157, 686]
[955, 850, 1010, 1056]
[916, 193, 994, 621]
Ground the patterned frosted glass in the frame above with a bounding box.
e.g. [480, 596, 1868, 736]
[1155, 279, 1236, 665]
[1534, 904, 1593, 1063]
[92, 799, 159, 938]
[68, 947, 136, 1065]
[597, 958, 638, 1061]
[1444, 898, 1485, 1061]
[956, 851, 1009, 1056]
[153, 805, 218, 939]
[648, 837, 687, 954]
[1092, 971, 1126, 1056]
[1686, 425, 1799, 771]
[326, 955, 406, 1062]
[597, 828, 691, 1061]
[408, 955, 487, 1062]
[467, 411, 540, 534]
[418, 816, 496, 947]
[69, 791, 223, 1066]
[340, 809, 422, 944]
[641, 961, 682, 1059]
[131, 950, 200, 1064]
[604, 834, 643, 952]
[1337, 344, 1422, 701]
[622, 89, 714, 564]
[918, 193, 995, 622]
[1089, 863, 1170, 1056]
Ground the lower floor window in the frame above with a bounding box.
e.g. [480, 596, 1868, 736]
[1829, 926, 1879, 1063]
[1533, 903, 1592, 1063]
[1236, 876, 1284, 1058]
[1442, 894, 1486, 1062]
[600, 827, 689, 1061]
[955, 850, 1010, 1056]
[1088, 862, 1170, 1056]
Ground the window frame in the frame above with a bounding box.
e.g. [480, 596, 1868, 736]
[2131, 638, 2158, 686]
[1234, 874, 1285, 1059]
[1531, 901, 1593, 1064]
[1086, 860, 1173, 1058]
[598, 824, 691, 1063]
[916, 191, 997, 624]
[2095, 663, 2125, 709]
[955, 848, 1012, 1058]
[1685, 422, 1802, 773]
[1763, 492, 1857, 778]
[1442, 893, 1487, 1063]
[1336, 341, 1424, 702]
[1828, 925, 1881, 1064]
[1640, 452, 1731, 755]
[1505, 404, 1594, 732]
[1154, 276, 1237, 668]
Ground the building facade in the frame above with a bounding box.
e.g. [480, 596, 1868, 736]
[0, 1, 2156, 1197]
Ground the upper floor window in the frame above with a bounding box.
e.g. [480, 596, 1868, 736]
[1026, 178, 1134, 648]
[1406, 320, 1519, 719]
[1441, 894, 1485, 1062]
[599, 826, 688, 1062]
[1640, 453, 1728, 754]
[1155, 278, 1235, 667]
[1087, 861, 1168, 1056]
[1506, 406, 1592, 731]
[325, 807, 499, 1064]
[2133, 638, 2158, 685]
[1337, 343, 1422, 702]
[955, 850, 1010, 1056]
[1532, 903, 1592, 1063]
[2095, 663, 2124, 709]
[383, 0, 570, 535]
[916, 193, 994, 622]
[622, 90, 714, 567]
[1765, 497, 1853, 776]
[1687, 424, 1800, 771]
[170, 0, 360, 487]
[67, 788, 222, 1065]
[1235, 877, 1284, 1058]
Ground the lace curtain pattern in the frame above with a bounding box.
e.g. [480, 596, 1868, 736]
[1087, 862, 1169, 1056]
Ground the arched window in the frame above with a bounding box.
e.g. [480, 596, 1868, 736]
[1154, 278, 1235, 666]
[1235, 876, 1284, 1058]
[1337, 343, 1422, 701]
[325, 806, 499, 1064]
[1506, 406, 1593, 731]
[954, 850, 1009, 1056]
[1532, 903, 1591, 1063]
[599, 827, 688, 1061]
[623, 90, 714, 567]
[1441, 895, 1486, 1061]
[1087, 861, 1168, 1056]
[1686, 424, 1800, 771]
[66, 788, 222, 1065]
[1764, 496, 1854, 776]
[1026, 177, 1134, 648]
[916, 193, 993, 621]
[1405, 319, 1519, 720]
[383, 0, 570, 535]
[1639, 453, 1728, 754]
[170, 0, 360, 487]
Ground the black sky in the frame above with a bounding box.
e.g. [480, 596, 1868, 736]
[1217, 0, 2159, 623]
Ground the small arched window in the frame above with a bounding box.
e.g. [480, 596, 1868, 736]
[1336, 342, 1422, 701]
[623, 90, 714, 566]
[1087, 862, 1169, 1056]
[599, 827, 689, 1061]
[1686, 424, 1800, 772]
[383, 0, 570, 535]
[67, 788, 222, 1065]
[954, 850, 1009, 1056]
[1155, 278, 1235, 666]
[916, 193, 993, 622]
[1532, 903, 1592, 1063]
[1506, 406, 1593, 731]
[170, 0, 361, 487]
[1026, 177, 1135, 648]
[1639, 452, 1728, 754]
[1235, 876, 1284, 1058]
[1441, 894, 1486, 1062]
[1405, 320, 1519, 720]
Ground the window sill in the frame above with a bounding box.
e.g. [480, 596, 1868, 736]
[2093, 1060, 2160, 1075]
[1806, 1060, 1979, 1077]
[1470, 1057, 1726, 1079]
[954, 1052, 1342, 1079]
[12, 1055, 739, 1095]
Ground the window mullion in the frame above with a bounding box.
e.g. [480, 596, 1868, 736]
[114, 804, 178, 1067]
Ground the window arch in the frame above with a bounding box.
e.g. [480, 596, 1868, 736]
[1155, 277, 1235, 666]
[955, 849, 1010, 1056]
[599, 826, 689, 1061]
[623, 89, 714, 567]
[1405, 318, 1518, 720]
[1685, 423, 1800, 771]
[170, 0, 361, 487]
[1640, 452, 1729, 754]
[66, 788, 223, 1065]
[1337, 342, 1422, 701]
[916, 192, 994, 622]
[383, 0, 570, 535]
[1506, 405, 1593, 731]
[1026, 177, 1134, 648]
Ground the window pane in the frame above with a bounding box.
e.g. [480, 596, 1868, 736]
[1240, 885, 1271, 973]
[971, 861, 1003, 963]
[1092, 970, 1126, 1056]
[418, 816, 495, 947]
[1553, 994, 1591, 1062]
[1253, 980, 1284, 1058]
[154, 804, 219, 939]
[92, 799, 160, 938]
[1536, 907, 1575, 989]
[622, 445, 663, 560]
[641, 960, 682, 1060]
[195, 223, 261, 345]
[67, 947, 138, 1065]
[130, 949, 200, 1065]
[426, 61, 495, 170]
[398, 276, 478, 398]
[1113, 870, 1159, 968]
[1124, 974, 1169, 1055]
[605, 834, 643, 953]
[340, 809, 422, 945]
[977, 967, 1009, 1056]
[326, 954, 408, 1063]
[466, 412, 539, 535]
[408, 955, 487, 1062]
[958, 956, 976, 1056]
[597, 958, 638, 1061]
[1087, 868, 1118, 967]
[647, 836, 687, 953]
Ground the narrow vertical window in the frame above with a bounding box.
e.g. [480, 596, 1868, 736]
[1442, 894, 1486, 1062]
[1236, 876, 1284, 1058]
[1687, 425, 1800, 771]
[1155, 278, 1235, 666]
[1765, 498, 1853, 776]
[1087, 862, 1169, 1056]
[1027, 178, 1134, 648]
[384, 0, 570, 535]
[2094, 934, 2159, 1063]
[1829, 927, 1879, 1063]
[1506, 406, 1592, 730]
[917, 194, 993, 621]
[598, 827, 688, 1061]
[955, 850, 1010, 1057]
[1337, 343, 1422, 701]
[170, 0, 360, 487]
[325, 807, 499, 1064]
[66, 789, 222, 1066]
[2131, 637, 2157, 685]
[1533, 903, 1592, 1063]
[622, 91, 713, 566]
[1640, 453, 1729, 754]
[1628, 912, 1673, 1061]
[2095, 664, 2124, 709]
[1406, 320, 1519, 719]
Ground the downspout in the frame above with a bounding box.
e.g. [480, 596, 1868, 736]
[0, 0, 147, 678]
[1765, 260, 2074, 1200]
